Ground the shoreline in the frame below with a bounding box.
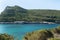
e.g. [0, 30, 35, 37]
[0, 21, 58, 24]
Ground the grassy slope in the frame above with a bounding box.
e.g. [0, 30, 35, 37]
[23, 26, 60, 40]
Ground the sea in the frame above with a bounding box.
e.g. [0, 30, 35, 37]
[0, 24, 59, 40]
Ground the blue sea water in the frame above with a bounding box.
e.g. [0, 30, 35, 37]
[0, 24, 59, 40]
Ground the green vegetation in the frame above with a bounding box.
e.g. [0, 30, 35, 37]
[49, 38, 60, 40]
[23, 26, 60, 40]
[0, 5, 60, 23]
[0, 33, 14, 40]
[0, 5, 27, 22]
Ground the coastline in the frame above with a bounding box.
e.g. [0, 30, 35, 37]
[0, 21, 57, 24]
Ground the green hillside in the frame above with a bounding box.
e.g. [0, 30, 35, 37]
[0, 5, 60, 23]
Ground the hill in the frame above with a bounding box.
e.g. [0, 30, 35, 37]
[0, 5, 27, 22]
[0, 5, 60, 23]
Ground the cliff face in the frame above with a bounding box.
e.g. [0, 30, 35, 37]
[23, 26, 60, 40]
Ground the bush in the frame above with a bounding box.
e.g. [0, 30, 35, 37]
[0, 33, 14, 40]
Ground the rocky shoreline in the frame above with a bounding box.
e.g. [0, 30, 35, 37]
[0, 21, 57, 24]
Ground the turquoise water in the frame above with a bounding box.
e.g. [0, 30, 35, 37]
[0, 24, 60, 40]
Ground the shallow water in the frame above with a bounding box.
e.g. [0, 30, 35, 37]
[0, 24, 59, 40]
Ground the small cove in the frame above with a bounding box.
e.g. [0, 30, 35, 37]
[0, 24, 59, 40]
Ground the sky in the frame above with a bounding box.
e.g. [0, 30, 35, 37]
[0, 0, 60, 13]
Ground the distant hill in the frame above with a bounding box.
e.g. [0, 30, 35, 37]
[0, 5, 27, 22]
[0, 5, 60, 23]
